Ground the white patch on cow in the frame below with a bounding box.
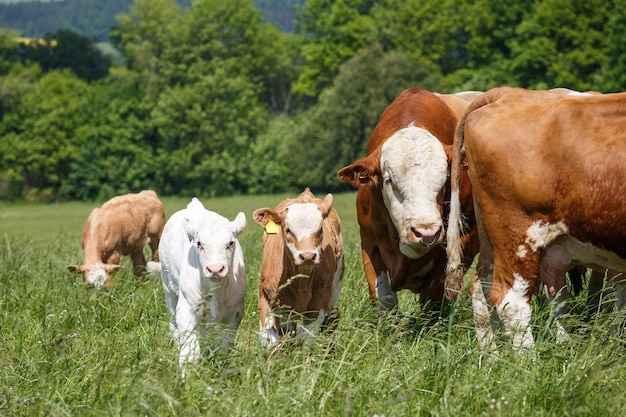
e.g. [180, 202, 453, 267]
[283, 202, 324, 264]
[522, 220, 568, 253]
[470, 279, 496, 350]
[284, 203, 323, 239]
[516, 245, 528, 259]
[260, 316, 280, 347]
[379, 124, 448, 256]
[86, 268, 108, 289]
[497, 273, 534, 349]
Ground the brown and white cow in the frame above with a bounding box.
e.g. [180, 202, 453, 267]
[67, 190, 166, 289]
[253, 188, 344, 347]
[446, 87, 626, 350]
[337, 88, 481, 312]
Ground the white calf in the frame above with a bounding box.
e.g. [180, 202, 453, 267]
[148, 197, 246, 378]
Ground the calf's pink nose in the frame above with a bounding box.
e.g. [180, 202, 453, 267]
[299, 251, 318, 264]
[206, 264, 226, 278]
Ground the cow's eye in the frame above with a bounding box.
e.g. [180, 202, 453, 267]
[285, 228, 293, 237]
[226, 241, 234, 250]
[384, 177, 393, 187]
[197, 241, 203, 250]
[317, 228, 323, 238]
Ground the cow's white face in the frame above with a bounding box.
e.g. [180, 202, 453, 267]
[379, 125, 448, 258]
[67, 263, 121, 289]
[184, 199, 246, 281]
[283, 202, 325, 270]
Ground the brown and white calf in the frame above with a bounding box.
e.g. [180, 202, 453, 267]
[253, 188, 344, 347]
[67, 190, 165, 288]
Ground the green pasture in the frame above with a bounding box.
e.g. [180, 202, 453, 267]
[0, 192, 625, 416]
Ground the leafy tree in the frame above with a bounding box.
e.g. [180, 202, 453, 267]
[111, 0, 182, 97]
[508, 0, 610, 91]
[287, 44, 442, 191]
[0, 70, 90, 201]
[595, 0, 626, 92]
[292, 0, 378, 98]
[151, 68, 267, 196]
[18, 29, 111, 82]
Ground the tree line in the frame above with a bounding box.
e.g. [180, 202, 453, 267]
[0, 0, 624, 202]
[0, 0, 303, 40]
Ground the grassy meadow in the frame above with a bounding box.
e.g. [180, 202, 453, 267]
[0, 192, 625, 416]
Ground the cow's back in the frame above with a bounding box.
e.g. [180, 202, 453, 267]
[466, 90, 626, 257]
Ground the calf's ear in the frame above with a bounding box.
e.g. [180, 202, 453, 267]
[319, 193, 334, 217]
[253, 208, 280, 228]
[66, 265, 83, 274]
[231, 212, 246, 236]
[183, 215, 199, 242]
[103, 264, 122, 275]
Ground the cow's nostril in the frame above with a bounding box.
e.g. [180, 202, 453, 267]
[412, 226, 441, 246]
[299, 252, 317, 263]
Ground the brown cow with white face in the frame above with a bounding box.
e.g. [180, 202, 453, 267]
[446, 87, 626, 350]
[337, 88, 481, 312]
[254, 188, 344, 347]
[67, 190, 165, 288]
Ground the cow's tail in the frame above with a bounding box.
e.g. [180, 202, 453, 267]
[445, 87, 513, 300]
[146, 261, 162, 279]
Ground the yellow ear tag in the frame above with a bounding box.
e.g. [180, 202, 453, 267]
[264, 219, 280, 235]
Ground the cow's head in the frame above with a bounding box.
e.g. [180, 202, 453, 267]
[254, 191, 333, 272]
[338, 124, 450, 258]
[183, 198, 246, 281]
[66, 263, 122, 289]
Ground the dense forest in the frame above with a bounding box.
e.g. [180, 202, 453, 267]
[0, 0, 625, 202]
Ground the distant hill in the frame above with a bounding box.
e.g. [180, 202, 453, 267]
[0, 0, 305, 41]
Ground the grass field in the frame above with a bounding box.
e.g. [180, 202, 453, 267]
[1, 192, 625, 416]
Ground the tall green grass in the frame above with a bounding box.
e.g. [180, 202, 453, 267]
[1, 192, 625, 416]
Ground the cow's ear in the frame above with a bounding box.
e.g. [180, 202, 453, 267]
[337, 155, 379, 187]
[183, 215, 199, 242]
[253, 208, 280, 228]
[67, 264, 83, 274]
[319, 193, 334, 217]
[231, 212, 246, 236]
[104, 264, 122, 275]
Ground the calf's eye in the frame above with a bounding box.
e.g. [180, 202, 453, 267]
[226, 241, 234, 250]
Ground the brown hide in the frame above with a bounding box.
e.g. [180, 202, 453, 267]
[337, 88, 479, 303]
[254, 188, 344, 337]
[68, 190, 166, 283]
[448, 87, 626, 307]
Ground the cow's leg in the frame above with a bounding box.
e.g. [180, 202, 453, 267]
[615, 279, 626, 310]
[296, 310, 326, 341]
[130, 251, 147, 276]
[361, 238, 398, 311]
[540, 242, 571, 342]
[586, 269, 607, 319]
[471, 205, 498, 351]
[176, 300, 201, 378]
[493, 271, 535, 350]
[470, 272, 496, 351]
[149, 232, 160, 262]
[258, 291, 280, 347]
